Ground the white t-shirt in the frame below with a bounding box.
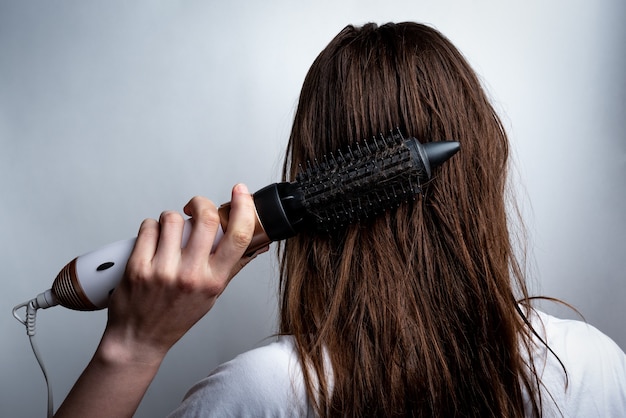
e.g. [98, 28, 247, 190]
[168, 310, 626, 417]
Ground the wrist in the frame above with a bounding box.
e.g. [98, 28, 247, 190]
[55, 328, 165, 418]
[95, 328, 168, 370]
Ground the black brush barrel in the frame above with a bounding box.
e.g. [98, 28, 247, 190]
[297, 136, 459, 232]
[253, 135, 459, 237]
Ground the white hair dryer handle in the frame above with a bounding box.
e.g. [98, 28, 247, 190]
[52, 220, 224, 310]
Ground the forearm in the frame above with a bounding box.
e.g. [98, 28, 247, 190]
[54, 335, 164, 418]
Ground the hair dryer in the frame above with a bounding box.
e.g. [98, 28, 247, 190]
[24, 133, 460, 312]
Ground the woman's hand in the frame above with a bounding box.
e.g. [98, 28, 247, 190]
[102, 183, 261, 361]
[54, 184, 265, 418]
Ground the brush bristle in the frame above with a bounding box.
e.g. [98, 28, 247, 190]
[296, 132, 428, 232]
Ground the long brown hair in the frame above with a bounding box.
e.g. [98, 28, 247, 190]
[279, 22, 543, 417]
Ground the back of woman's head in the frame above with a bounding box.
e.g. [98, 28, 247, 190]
[280, 22, 538, 417]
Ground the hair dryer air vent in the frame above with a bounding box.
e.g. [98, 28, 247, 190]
[51, 258, 97, 311]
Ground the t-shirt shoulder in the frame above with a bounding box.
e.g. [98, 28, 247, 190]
[167, 336, 313, 418]
[531, 310, 626, 416]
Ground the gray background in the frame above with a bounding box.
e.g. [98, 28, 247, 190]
[1, 1, 624, 417]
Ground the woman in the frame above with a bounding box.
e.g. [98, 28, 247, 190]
[56, 22, 626, 417]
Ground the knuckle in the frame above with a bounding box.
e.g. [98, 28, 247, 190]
[231, 228, 252, 250]
[152, 263, 177, 284]
[189, 195, 211, 207]
[138, 218, 159, 238]
[199, 205, 220, 222]
[200, 280, 224, 297]
[125, 258, 152, 283]
[176, 263, 202, 289]
[174, 274, 198, 293]
[159, 210, 184, 226]
[176, 267, 223, 297]
[196, 207, 220, 229]
[188, 196, 217, 214]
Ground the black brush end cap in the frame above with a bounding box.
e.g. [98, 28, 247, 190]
[423, 141, 460, 169]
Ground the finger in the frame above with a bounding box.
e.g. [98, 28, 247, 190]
[125, 218, 160, 278]
[182, 196, 220, 261]
[210, 183, 256, 278]
[152, 211, 186, 275]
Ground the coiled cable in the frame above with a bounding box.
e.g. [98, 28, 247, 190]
[13, 299, 55, 418]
